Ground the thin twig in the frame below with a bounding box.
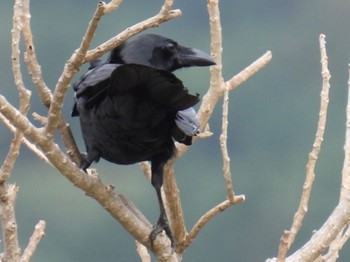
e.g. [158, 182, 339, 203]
[102, 0, 123, 14]
[182, 195, 245, 250]
[176, 50, 272, 159]
[208, 0, 224, 86]
[0, 113, 50, 165]
[277, 34, 331, 261]
[286, 192, 350, 262]
[207, 0, 234, 201]
[22, 0, 51, 107]
[135, 240, 151, 262]
[177, 3, 272, 172]
[201, 0, 225, 128]
[44, 2, 108, 140]
[84, 2, 181, 63]
[20, 0, 83, 166]
[220, 87, 235, 201]
[3, 0, 34, 177]
[226, 50, 272, 92]
[0, 5, 30, 259]
[341, 63, 350, 197]
[0, 0, 32, 184]
[20, 220, 46, 262]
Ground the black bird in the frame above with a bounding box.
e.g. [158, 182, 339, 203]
[72, 34, 215, 246]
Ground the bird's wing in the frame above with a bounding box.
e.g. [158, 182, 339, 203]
[74, 63, 118, 97]
[72, 63, 119, 116]
[108, 64, 200, 111]
[72, 63, 200, 117]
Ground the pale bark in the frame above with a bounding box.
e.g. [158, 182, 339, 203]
[0, 0, 273, 261]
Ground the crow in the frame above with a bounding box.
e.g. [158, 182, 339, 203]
[72, 34, 215, 247]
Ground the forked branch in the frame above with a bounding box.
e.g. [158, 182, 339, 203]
[276, 34, 331, 261]
[315, 62, 350, 262]
[164, 0, 272, 255]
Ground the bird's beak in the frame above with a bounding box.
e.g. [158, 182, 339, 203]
[176, 46, 216, 67]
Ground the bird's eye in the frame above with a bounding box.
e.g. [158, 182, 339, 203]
[164, 42, 176, 53]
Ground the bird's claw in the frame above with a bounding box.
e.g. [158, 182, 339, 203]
[149, 219, 175, 250]
[79, 155, 90, 173]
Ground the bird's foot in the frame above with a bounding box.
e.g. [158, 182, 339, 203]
[79, 154, 90, 173]
[79, 151, 99, 172]
[149, 217, 175, 249]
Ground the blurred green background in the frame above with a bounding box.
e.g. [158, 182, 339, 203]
[1, 0, 350, 261]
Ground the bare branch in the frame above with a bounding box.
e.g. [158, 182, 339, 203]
[1, 1, 273, 260]
[316, 62, 350, 262]
[0, 113, 50, 165]
[40, 0, 181, 167]
[0, 184, 21, 261]
[197, 51, 272, 141]
[0, 91, 159, 239]
[207, 0, 234, 201]
[19, 0, 83, 166]
[135, 240, 151, 262]
[21, 0, 51, 107]
[44, 2, 109, 140]
[164, 1, 270, 254]
[0, 0, 187, 258]
[286, 192, 350, 262]
[0, 131, 24, 184]
[0, 96, 45, 144]
[182, 195, 245, 250]
[175, 50, 272, 159]
[20, 220, 46, 262]
[0, 95, 161, 250]
[0, 0, 32, 184]
[84, 2, 181, 63]
[102, 0, 123, 14]
[226, 50, 272, 92]
[277, 34, 331, 261]
[207, 0, 224, 94]
[139, 162, 152, 181]
[194, 5, 272, 140]
[162, 163, 187, 250]
[197, 0, 225, 130]
[0, 3, 43, 259]
[58, 119, 84, 165]
[220, 88, 235, 201]
[317, 225, 350, 262]
[341, 63, 350, 197]
[177, 2, 272, 161]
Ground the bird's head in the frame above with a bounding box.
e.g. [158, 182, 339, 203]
[109, 34, 215, 71]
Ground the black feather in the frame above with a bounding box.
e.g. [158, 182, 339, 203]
[72, 34, 214, 246]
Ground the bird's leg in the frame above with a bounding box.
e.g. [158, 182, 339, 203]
[150, 184, 174, 248]
[149, 157, 175, 248]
